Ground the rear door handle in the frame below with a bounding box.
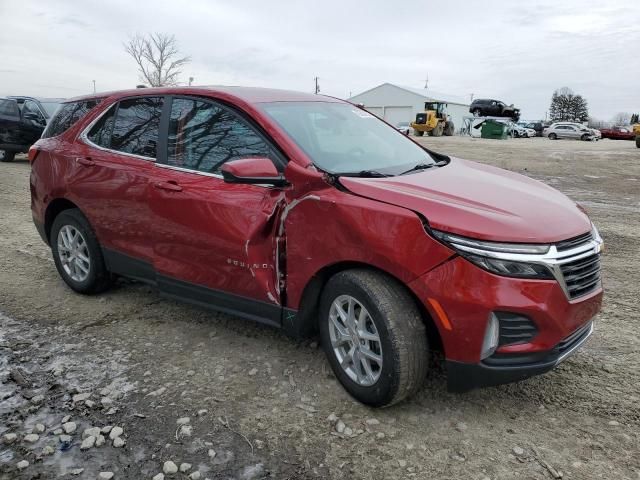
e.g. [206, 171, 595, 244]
[154, 181, 183, 192]
[76, 157, 95, 166]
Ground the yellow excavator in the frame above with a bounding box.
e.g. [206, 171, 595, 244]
[632, 113, 640, 148]
[411, 102, 455, 137]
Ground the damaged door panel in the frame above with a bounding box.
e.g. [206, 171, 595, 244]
[150, 166, 287, 311]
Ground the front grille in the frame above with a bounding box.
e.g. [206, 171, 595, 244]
[497, 312, 538, 346]
[556, 232, 593, 252]
[559, 253, 601, 299]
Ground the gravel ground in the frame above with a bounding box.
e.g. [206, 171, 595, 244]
[1, 136, 639, 479]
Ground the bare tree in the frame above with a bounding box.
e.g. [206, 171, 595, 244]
[124, 33, 191, 87]
[611, 112, 632, 126]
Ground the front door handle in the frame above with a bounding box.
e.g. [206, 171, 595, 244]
[154, 181, 183, 192]
[76, 157, 95, 166]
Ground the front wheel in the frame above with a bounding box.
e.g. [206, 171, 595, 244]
[319, 270, 428, 407]
[0, 150, 15, 162]
[472, 109, 482, 117]
[51, 209, 112, 294]
[581, 134, 590, 141]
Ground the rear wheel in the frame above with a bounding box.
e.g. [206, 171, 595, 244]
[319, 270, 428, 407]
[548, 133, 557, 140]
[51, 209, 111, 294]
[0, 150, 15, 162]
[636, 136, 640, 148]
[414, 130, 424, 137]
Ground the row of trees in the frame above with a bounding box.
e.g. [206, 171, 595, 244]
[549, 87, 589, 122]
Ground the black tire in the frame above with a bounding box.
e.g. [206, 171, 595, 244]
[548, 133, 557, 140]
[444, 122, 455, 136]
[636, 136, 640, 148]
[581, 134, 590, 141]
[50, 208, 111, 294]
[319, 269, 428, 407]
[415, 130, 424, 137]
[0, 150, 15, 162]
[431, 123, 444, 137]
[472, 109, 482, 117]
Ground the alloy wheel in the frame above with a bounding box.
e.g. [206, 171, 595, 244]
[57, 225, 91, 282]
[328, 295, 383, 386]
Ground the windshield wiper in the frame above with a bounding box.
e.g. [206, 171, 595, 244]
[399, 161, 446, 176]
[338, 170, 393, 178]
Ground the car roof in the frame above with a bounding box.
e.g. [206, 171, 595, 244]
[63, 86, 343, 106]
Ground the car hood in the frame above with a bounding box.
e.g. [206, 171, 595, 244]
[339, 158, 591, 243]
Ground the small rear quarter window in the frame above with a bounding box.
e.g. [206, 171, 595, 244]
[42, 98, 103, 138]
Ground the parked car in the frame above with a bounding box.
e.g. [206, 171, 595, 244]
[523, 121, 545, 137]
[30, 87, 603, 406]
[544, 123, 595, 141]
[524, 128, 537, 138]
[599, 126, 635, 140]
[508, 123, 528, 138]
[589, 128, 602, 140]
[0, 96, 63, 162]
[395, 121, 411, 136]
[469, 99, 520, 121]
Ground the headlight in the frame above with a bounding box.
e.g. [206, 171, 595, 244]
[431, 230, 554, 279]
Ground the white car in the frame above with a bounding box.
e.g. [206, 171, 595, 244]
[524, 128, 537, 138]
[395, 121, 411, 136]
[510, 124, 528, 138]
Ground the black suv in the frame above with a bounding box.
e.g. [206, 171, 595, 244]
[0, 96, 63, 162]
[469, 99, 520, 121]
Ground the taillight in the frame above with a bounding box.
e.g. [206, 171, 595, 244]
[28, 146, 40, 164]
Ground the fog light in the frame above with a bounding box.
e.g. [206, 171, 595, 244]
[480, 313, 500, 359]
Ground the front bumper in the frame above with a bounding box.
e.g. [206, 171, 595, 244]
[447, 321, 593, 392]
[408, 255, 602, 390]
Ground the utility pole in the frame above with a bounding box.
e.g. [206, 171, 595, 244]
[92, 80, 96, 93]
[188, 76, 194, 86]
[424, 74, 429, 89]
[314, 76, 320, 94]
[469, 93, 474, 102]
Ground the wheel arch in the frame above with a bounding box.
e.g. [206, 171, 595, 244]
[289, 261, 444, 353]
[44, 198, 81, 244]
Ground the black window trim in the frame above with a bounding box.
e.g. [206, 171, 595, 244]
[155, 94, 288, 178]
[79, 94, 168, 163]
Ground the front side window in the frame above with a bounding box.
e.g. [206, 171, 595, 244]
[167, 97, 274, 174]
[262, 102, 436, 175]
[111, 97, 163, 159]
[22, 100, 46, 126]
[43, 99, 102, 139]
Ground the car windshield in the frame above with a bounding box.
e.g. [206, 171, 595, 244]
[39, 101, 62, 118]
[261, 102, 436, 175]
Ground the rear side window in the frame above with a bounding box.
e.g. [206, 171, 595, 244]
[110, 97, 163, 159]
[0, 99, 20, 118]
[43, 99, 103, 138]
[87, 105, 117, 148]
[166, 97, 274, 174]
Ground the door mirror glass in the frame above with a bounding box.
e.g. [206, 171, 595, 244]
[221, 157, 287, 187]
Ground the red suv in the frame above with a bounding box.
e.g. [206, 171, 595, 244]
[30, 87, 603, 406]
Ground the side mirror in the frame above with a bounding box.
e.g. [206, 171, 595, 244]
[221, 157, 288, 187]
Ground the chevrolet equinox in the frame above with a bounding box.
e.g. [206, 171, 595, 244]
[29, 87, 603, 406]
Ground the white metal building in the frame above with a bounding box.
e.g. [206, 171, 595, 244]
[348, 83, 470, 133]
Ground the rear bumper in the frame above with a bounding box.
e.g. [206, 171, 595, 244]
[447, 321, 593, 392]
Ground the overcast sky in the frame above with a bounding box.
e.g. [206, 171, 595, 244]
[1, 0, 638, 121]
